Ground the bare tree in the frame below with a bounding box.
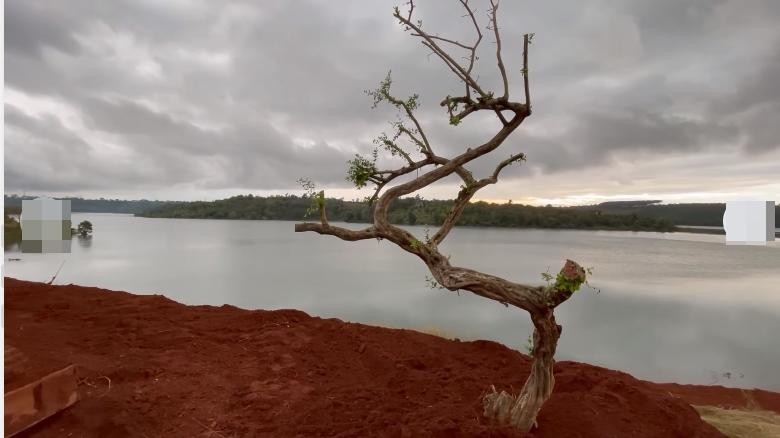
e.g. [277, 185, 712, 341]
[295, 0, 589, 431]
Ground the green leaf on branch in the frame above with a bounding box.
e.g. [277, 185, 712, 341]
[345, 149, 378, 189]
[297, 178, 326, 219]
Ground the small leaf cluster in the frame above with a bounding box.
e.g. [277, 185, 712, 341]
[375, 131, 401, 155]
[541, 269, 554, 284]
[552, 272, 586, 293]
[345, 149, 378, 189]
[297, 178, 326, 219]
[365, 72, 394, 109]
[405, 93, 420, 111]
[443, 95, 462, 126]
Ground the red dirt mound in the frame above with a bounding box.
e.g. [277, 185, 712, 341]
[4, 278, 774, 437]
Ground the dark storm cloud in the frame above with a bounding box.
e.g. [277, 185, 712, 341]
[711, 45, 780, 153]
[4, 104, 155, 191]
[4, 0, 780, 200]
[4, 1, 83, 57]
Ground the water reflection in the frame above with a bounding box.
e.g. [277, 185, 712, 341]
[76, 236, 93, 249]
[5, 214, 780, 390]
[4, 227, 22, 251]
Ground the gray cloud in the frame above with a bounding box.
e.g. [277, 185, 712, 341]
[4, 1, 83, 57]
[4, 0, 780, 202]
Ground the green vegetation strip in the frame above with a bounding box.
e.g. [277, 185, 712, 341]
[136, 195, 678, 232]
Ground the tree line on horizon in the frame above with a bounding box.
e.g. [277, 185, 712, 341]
[579, 200, 780, 228]
[4, 195, 170, 215]
[7, 194, 777, 230]
[135, 194, 677, 231]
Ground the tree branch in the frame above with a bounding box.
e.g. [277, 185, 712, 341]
[420, 40, 474, 91]
[369, 157, 434, 205]
[295, 3, 587, 431]
[400, 108, 433, 156]
[373, 79, 434, 157]
[441, 95, 525, 123]
[458, 0, 482, 98]
[395, 2, 487, 97]
[371, 111, 527, 251]
[294, 223, 379, 241]
[523, 33, 532, 111]
[412, 33, 471, 50]
[477, 152, 526, 186]
[430, 152, 524, 245]
[489, 0, 509, 100]
[431, 184, 478, 245]
[430, 155, 477, 186]
[494, 109, 509, 126]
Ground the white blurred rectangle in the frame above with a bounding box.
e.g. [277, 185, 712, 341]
[723, 201, 775, 245]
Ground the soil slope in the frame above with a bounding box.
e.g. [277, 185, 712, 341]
[5, 278, 777, 437]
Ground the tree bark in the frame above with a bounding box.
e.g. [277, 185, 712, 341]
[483, 311, 561, 431]
[294, 5, 577, 432]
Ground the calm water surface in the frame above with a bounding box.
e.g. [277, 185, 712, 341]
[5, 213, 780, 390]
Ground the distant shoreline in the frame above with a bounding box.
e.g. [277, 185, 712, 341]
[678, 225, 780, 238]
[7, 195, 778, 234]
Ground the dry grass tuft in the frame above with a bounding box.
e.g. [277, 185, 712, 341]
[695, 405, 780, 438]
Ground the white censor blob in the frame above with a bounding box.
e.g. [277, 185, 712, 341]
[20, 197, 73, 253]
[722, 201, 775, 245]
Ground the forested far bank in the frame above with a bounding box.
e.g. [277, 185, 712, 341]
[8, 194, 775, 231]
[579, 200, 780, 227]
[4, 195, 175, 214]
[137, 195, 677, 232]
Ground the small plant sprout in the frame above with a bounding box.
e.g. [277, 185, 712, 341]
[296, 178, 326, 220]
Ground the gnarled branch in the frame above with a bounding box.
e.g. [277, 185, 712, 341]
[294, 4, 585, 433]
[478, 152, 526, 186]
[294, 223, 379, 241]
[394, 1, 487, 98]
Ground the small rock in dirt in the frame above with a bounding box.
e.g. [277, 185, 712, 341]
[405, 358, 427, 370]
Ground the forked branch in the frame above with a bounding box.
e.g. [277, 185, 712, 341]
[489, 0, 509, 100]
[394, 1, 487, 98]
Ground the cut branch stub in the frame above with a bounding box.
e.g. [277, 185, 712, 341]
[560, 259, 586, 283]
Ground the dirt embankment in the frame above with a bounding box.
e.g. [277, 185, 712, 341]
[5, 278, 778, 437]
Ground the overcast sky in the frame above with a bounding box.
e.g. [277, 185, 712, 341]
[4, 0, 779, 205]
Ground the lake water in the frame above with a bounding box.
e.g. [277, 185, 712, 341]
[5, 213, 780, 390]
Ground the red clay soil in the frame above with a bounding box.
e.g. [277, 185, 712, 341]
[4, 278, 777, 437]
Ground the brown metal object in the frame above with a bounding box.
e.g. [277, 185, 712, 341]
[4, 346, 78, 437]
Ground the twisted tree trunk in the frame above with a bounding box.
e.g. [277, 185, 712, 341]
[294, 1, 590, 432]
[483, 311, 561, 430]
